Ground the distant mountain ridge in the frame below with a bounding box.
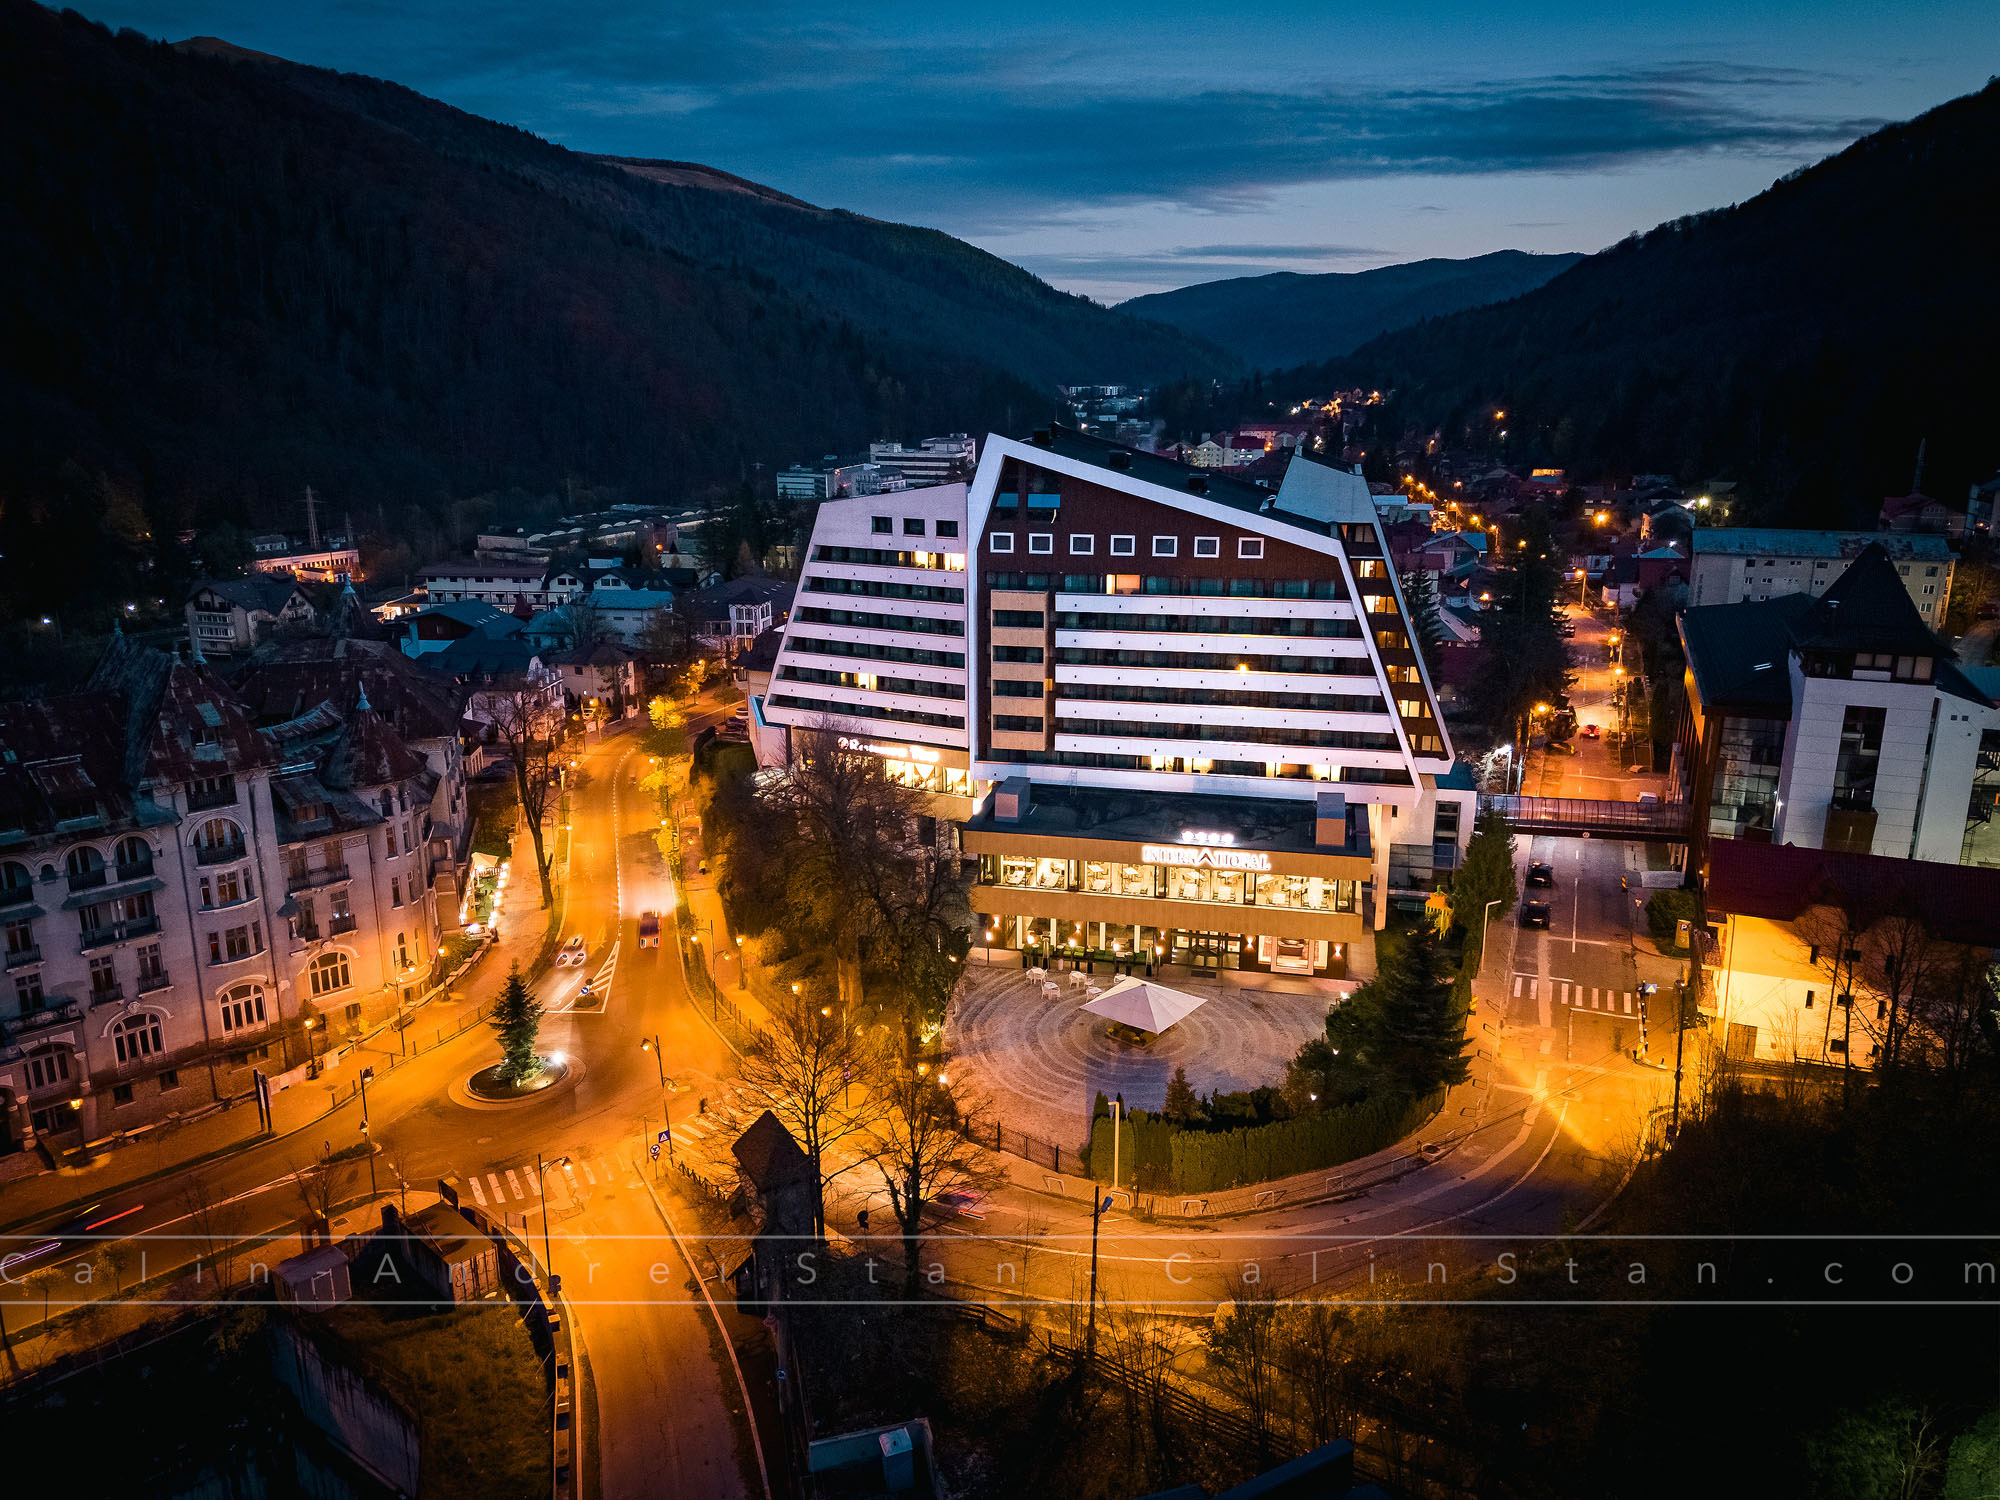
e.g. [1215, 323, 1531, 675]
[1321, 81, 2000, 522]
[0, 0, 1231, 627]
[1121, 250, 1586, 369]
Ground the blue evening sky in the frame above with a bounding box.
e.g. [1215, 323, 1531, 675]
[90, 1, 1999, 302]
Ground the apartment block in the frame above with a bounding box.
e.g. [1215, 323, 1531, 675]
[1687, 528, 1954, 630]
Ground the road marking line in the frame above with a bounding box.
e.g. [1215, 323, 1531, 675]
[1623, 992, 1634, 1013]
[487, 1173, 504, 1201]
[467, 1175, 487, 1206]
[525, 1170, 541, 1197]
[579, 1160, 597, 1185]
[505, 1169, 523, 1199]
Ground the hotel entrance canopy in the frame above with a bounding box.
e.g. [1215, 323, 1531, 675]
[1080, 976, 1212, 1034]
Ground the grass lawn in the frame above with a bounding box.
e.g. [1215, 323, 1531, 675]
[323, 1300, 548, 1500]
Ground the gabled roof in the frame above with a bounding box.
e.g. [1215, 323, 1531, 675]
[190, 574, 307, 616]
[731, 1110, 814, 1189]
[1706, 839, 2000, 946]
[410, 600, 520, 632]
[1787, 544, 1942, 657]
[233, 641, 465, 744]
[426, 637, 546, 678]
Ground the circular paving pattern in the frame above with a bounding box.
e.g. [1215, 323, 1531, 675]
[946, 965, 1338, 1146]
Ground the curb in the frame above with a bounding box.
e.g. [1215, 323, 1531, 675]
[634, 1161, 773, 1500]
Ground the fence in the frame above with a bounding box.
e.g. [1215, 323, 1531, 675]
[969, 1119, 1088, 1177]
[673, 910, 765, 1055]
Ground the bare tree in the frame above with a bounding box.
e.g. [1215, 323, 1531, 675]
[1856, 904, 1947, 1072]
[735, 985, 880, 1238]
[1207, 1284, 1284, 1464]
[1796, 896, 1876, 1084]
[179, 1167, 240, 1285]
[292, 1157, 354, 1247]
[1917, 949, 1998, 1087]
[485, 688, 561, 907]
[860, 1059, 1003, 1296]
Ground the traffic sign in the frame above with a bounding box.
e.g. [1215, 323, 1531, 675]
[648, 1143, 660, 1160]
[657, 1128, 672, 1143]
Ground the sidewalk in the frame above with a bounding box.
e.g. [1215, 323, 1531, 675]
[0, 856, 564, 1232]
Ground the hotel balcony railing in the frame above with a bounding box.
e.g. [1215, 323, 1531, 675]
[66, 866, 108, 893]
[114, 857, 155, 883]
[186, 783, 238, 812]
[4, 945, 40, 970]
[0, 885, 33, 908]
[195, 840, 249, 867]
[79, 916, 161, 951]
[136, 970, 172, 994]
[88, 982, 124, 1006]
[328, 913, 359, 936]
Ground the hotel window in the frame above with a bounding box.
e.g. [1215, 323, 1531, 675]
[936, 520, 959, 538]
[1238, 537, 1264, 559]
[994, 714, 1046, 733]
[220, 982, 266, 1033]
[991, 532, 1015, 553]
[309, 951, 352, 997]
[1081, 861, 1155, 897]
[903, 518, 926, 536]
[1152, 536, 1178, 557]
[998, 855, 1036, 887]
[1029, 534, 1054, 555]
[871, 517, 892, 534]
[1110, 535, 1136, 557]
[1193, 537, 1220, 558]
[1069, 534, 1094, 555]
[112, 1013, 162, 1064]
[1032, 857, 1071, 890]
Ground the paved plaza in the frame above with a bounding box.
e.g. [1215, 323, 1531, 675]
[946, 958, 1347, 1147]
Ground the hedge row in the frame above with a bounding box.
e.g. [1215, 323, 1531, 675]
[1086, 1088, 1443, 1196]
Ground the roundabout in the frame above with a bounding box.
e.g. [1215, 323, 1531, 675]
[448, 1053, 587, 1112]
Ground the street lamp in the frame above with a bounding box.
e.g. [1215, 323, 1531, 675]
[1479, 898, 1503, 971]
[357, 1067, 378, 1202]
[1088, 1191, 1115, 1358]
[536, 1153, 571, 1283]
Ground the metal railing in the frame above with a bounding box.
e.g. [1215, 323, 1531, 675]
[287, 865, 351, 892]
[79, 917, 161, 951]
[194, 840, 248, 867]
[4, 945, 40, 970]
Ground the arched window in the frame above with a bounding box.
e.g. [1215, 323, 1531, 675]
[395, 931, 410, 970]
[308, 951, 351, 997]
[64, 845, 106, 892]
[111, 1013, 163, 1064]
[192, 818, 245, 864]
[219, 982, 266, 1033]
[114, 836, 153, 879]
[0, 861, 31, 906]
[23, 1048, 70, 1092]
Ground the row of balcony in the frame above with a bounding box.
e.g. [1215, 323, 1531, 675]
[78, 916, 161, 951]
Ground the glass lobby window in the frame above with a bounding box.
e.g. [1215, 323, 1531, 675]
[1210, 870, 1245, 904]
[1000, 856, 1035, 887]
[1166, 865, 1205, 902]
[1033, 857, 1070, 890]
[1257, 873, 1332, 910]
[1083, 861, 1116, 893]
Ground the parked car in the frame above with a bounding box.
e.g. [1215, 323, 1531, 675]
[1635, 792, 1662, 808]
[1519, 899, 1551, 929]
[557, 935, 586, 967]
[1527, 861, 1555, 888]
[1580, 723, 1601, 740]
[638, 911, 661, 949]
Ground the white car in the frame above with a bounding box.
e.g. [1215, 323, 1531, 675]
[557, 935, 587, 967]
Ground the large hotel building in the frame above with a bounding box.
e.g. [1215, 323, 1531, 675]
[754, 429, 1475, 979]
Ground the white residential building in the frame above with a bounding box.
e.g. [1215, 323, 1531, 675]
[868, 435, 979, 486]
[1688, 528, 1955, 631]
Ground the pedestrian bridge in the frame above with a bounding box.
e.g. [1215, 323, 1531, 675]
[1479, 793, 1692, 842]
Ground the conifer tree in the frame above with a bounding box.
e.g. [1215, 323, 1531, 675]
[489, 963, 543, 1085]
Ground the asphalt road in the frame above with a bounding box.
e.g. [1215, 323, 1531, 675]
[1, 717, 758, 1500]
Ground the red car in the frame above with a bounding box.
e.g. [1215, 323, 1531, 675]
[637, 911, 661, 949]
[1580, 724, 1602, 740]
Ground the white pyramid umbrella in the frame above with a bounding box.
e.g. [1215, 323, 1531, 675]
[1080, 976, 1212, 1034]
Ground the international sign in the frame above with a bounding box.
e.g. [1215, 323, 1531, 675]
[1140, 843, 1271, 871]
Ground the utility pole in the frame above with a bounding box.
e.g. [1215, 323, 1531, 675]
[1669, 979, 1689, 1139]
[304, 485, 320, 548]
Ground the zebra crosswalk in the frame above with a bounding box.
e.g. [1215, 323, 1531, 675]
[1512, 974, 1637, 1013]
[452, 1150, 635, 1211]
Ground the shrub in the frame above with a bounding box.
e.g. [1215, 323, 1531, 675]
[1647, 888, 1697, 950]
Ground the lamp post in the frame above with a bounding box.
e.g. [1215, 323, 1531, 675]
[1109, 1100, 1122, 1196]
[1087, 1191, 1114, 1359]
[357, 1067, 378, 1201]
[1669, 979, 1689, 1140]
[536, 1153, 569, 1283]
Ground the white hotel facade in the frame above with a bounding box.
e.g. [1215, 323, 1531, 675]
[754, 429, 1475, 978]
